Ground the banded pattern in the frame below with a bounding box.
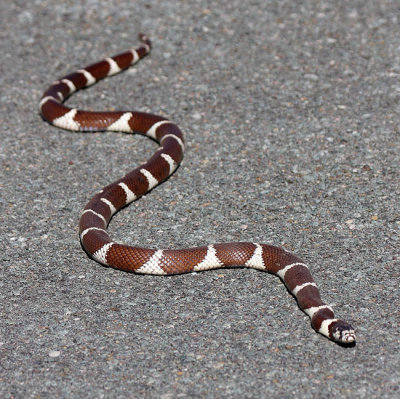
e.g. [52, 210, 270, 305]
[39, 34, 356, 344]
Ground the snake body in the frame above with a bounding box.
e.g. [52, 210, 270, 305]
[40, 34, 355, 344]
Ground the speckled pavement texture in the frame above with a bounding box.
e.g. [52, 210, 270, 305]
[1, 1, 399, 398]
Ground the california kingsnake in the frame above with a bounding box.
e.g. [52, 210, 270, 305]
[40, 34, 356, 344]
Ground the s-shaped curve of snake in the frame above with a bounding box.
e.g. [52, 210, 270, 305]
[39, 34, 356, 344]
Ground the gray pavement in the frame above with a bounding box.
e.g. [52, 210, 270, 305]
[1, 0, 399, 398]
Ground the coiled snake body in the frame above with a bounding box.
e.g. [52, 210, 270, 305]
[40, 34, 356, 344]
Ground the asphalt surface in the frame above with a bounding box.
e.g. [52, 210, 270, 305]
[1, 1, 399, 398]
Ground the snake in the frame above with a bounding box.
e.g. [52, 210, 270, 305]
[39, 34, 356, 344]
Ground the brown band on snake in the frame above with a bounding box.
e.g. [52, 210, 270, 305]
[39, 34, 356, 344]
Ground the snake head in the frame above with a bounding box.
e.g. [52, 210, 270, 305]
[331, 320, 356, 345]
